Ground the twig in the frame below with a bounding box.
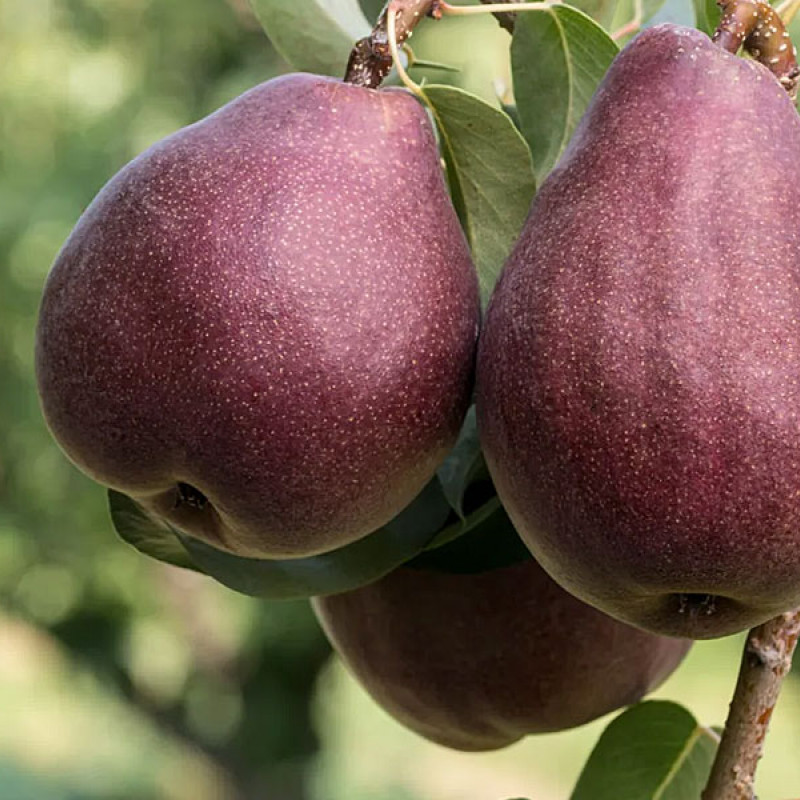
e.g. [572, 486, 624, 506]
[344, 0, 546, 87]
[702, 609, 800, 800]
[344, 0, 437, 88]
[437, 1, 552, 15]
[713, 0, 800, 97]
[387, 4, 424, 95]
[478, 0, 525, 34]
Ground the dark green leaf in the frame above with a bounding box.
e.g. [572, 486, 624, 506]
[423, 493, 500, 552]
[178, 478, 453, 599]
[436, 407, 484, 518]
[692, 0, 720, 36]
[571, 701, 719, 800]
[108, 490, 198, 572]
[411, 498, 531, 573]
[511, 5, 618, 185]
[500, 101, 522, 132]
[248, 0, 370, 77]
[421, 84, 536, 306]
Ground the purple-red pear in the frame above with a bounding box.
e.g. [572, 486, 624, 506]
[313, 519, 690, 751]
[36, 73, 479, 559]
[477, 25, 800, 639]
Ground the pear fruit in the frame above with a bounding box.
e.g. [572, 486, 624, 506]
[36, 74, 479, 560]
[477, 24, 800, 639]
[313, 508, 691, 751]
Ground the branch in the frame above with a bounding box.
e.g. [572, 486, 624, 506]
[344, 0, 527, 88]
[713, 0, 800, 97]
[344, 0, 438, 88]
[702, 609, 800, 800]
[479, 0, 523, 34]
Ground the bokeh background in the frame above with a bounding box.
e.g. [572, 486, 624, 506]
[1, 1, 799, 798]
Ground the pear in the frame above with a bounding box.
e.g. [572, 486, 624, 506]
[313, 508, 690, 750]
[477, 24, 800, 639]
[36, 73, 479, 560]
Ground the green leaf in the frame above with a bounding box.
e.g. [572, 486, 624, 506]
[571, 701, 720, 800]
[436, 407, 484, 518]
[420, 84, 536, 306]
[109, 477, 454, 598]
[570, 0, 620, 29]
[248, 0, 370, 77]
[177, 477, 453, 599]
[410, 498, 531, 573]
[406, 51, 461, 73]
[511, 5, 618, 186]
[108, 490, 198, 572]
[693, 0, 720, 36]
[423, 493, 500, 552]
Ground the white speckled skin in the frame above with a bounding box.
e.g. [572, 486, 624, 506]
[36, 73, 479, 559]
[477, 25, 800, 639]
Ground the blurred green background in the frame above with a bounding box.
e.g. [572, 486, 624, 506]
[1, 1, 799, 798]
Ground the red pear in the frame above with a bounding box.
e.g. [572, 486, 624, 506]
[36, 74, 479, 559]
[478, 25, 800, 638]
[313, 510, 690, 750]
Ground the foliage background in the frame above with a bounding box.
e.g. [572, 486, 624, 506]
[0, 0, 799, 798]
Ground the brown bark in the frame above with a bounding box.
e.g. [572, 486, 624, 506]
[344, 0, 438, 88]
[713, 0, 800, 96]
[702, 609, 800, 800]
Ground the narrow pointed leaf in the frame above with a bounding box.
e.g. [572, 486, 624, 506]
[248, 0, 370, 77]
[108, 490, 198, 571]
[408, 57, 461, 73]
[571, 701, 719, 800]
[178, 478, 452, 598]
[421, 84, 536, 306]
[411, 499, 531, 573]
[511, 5, 618, 185]
[110, 479, 452, 598]
[436, 407, 484, 518]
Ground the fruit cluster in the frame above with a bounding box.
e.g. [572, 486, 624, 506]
[35, 23, 800, 749]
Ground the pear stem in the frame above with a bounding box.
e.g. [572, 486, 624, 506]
[701, 608, 800, 800]
[437, 0, 553, 15]
[387, 5, 424, 96]
[712, 0, 800, 97]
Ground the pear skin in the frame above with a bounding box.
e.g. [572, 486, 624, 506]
[37, 74, 479, 559]
[478, 25, 800, 638]
[314, 511, 690, 750]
